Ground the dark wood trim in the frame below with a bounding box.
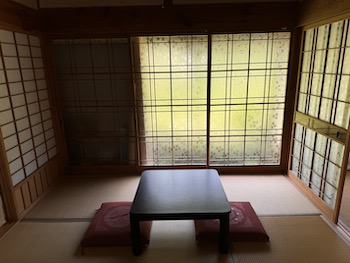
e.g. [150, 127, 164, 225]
[281, 27, 303, 174]
[66, 165, 139, 175]
[0, 0, 42, 32]
[65, 164, 283, 176]
[0, 222, 16, 238]
[298, 0, 350, 28]
[42, 35, 69, 174]
[40, 2, 298, 38]
[288, 170, 333, 221]
[0, 40, 19, 223]
[333, 123, 350, 223]
[294, 112, 347, 145]
[0, 161, 18, 222]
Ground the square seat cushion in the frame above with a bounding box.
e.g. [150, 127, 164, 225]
[194, 202, 269, 243]
[81, 202, 152, 247]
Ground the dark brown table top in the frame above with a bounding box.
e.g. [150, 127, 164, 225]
[130, 169, 230, 218]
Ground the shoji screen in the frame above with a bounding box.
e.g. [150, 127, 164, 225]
[132, 33, 290, 166]
[0, 29, 57, 186]
[52, 39, 135, 166]
[132, 36, 208, 166]
[210, 33, 290, 166]
[291, 20, 350, 209]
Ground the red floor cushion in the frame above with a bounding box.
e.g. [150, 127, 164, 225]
[81, 202, 152, 248]
[194, 202, 269, 243]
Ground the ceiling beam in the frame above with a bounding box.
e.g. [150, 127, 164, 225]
[40, 2, 298, 37]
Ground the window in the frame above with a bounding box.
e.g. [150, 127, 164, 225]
[133, 33, 290, 166]
[132, 35, 208, 165]
[210, 33, 290, 166]
[53, 32, 291, 167]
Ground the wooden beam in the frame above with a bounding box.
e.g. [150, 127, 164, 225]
[298, 0, 350, 27]
[40, 2, 298, 37]
[0, 0, 42, 31]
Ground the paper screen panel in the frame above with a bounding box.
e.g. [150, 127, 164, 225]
[292, 19, 350, 210]
[20, 139, 34, 154]
[1, 123, 16, 137]
[24, 80, 36, 92]
[21, 69, 34, 81]
[4, 57, 19, 69]
[36, 79, 46, 90]
[19, 58, 32, 69]
[35, 143, 46, 157]
[31, 123, 43, 136]
[11, 169, 25, 186]
[15, 32, 29, 45]
[1, 44, 17, 56]
[33, 58, 43, 68]
[6, 146, 20, 163]
[43, 119, 53, 130]
[0, 29, 15, 43]
[26, 91, 38, 104]
[40, 100, 50, 111]
[46, 137, 56, 149]
[0, 29, 57, 186]
[0, 71, 5, 83]
[6, 70, 21, 82]
[37, 153, 48, 167]
[28, 102, 40, 115]
[17, 45, 30, 57]
[9, 157, 23, 174]
[30, 113, 42, 126]
[0, 97, 11, 111]
[18, 128, 31, 143]
[4, 134, 18, 150]
[0, 110, 13, 125]
[13, 106, 28, 120]
[30, 47, 42, 58]
[34, 134, 45, 147]
[25, 161, 37, 176]
[16, 117, 30, 132]
[35, 69, 45, 79]
[22, 150, 35, 165]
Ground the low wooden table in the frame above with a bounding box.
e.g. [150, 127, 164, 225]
[130, 169, 231, 256]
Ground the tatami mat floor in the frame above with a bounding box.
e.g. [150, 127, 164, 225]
[0, 174, 349, 263]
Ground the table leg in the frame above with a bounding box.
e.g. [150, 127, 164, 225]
[219, 213, 230, 254]
[130, 214, 142, 256]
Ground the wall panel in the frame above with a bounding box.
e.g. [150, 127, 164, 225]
[12, 157, 59, 218]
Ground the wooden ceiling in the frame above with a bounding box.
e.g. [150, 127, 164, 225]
[12, 0, 298, 9]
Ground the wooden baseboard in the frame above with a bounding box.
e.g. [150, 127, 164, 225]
[287, 170, 334, 221]
[0, 222, 16, 239]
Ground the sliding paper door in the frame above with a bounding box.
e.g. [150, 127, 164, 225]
[290, 19, 350, 218]
[132, 36, 208, 166]
[132, 33, 290, 166]
[210, 33, 290, 166]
